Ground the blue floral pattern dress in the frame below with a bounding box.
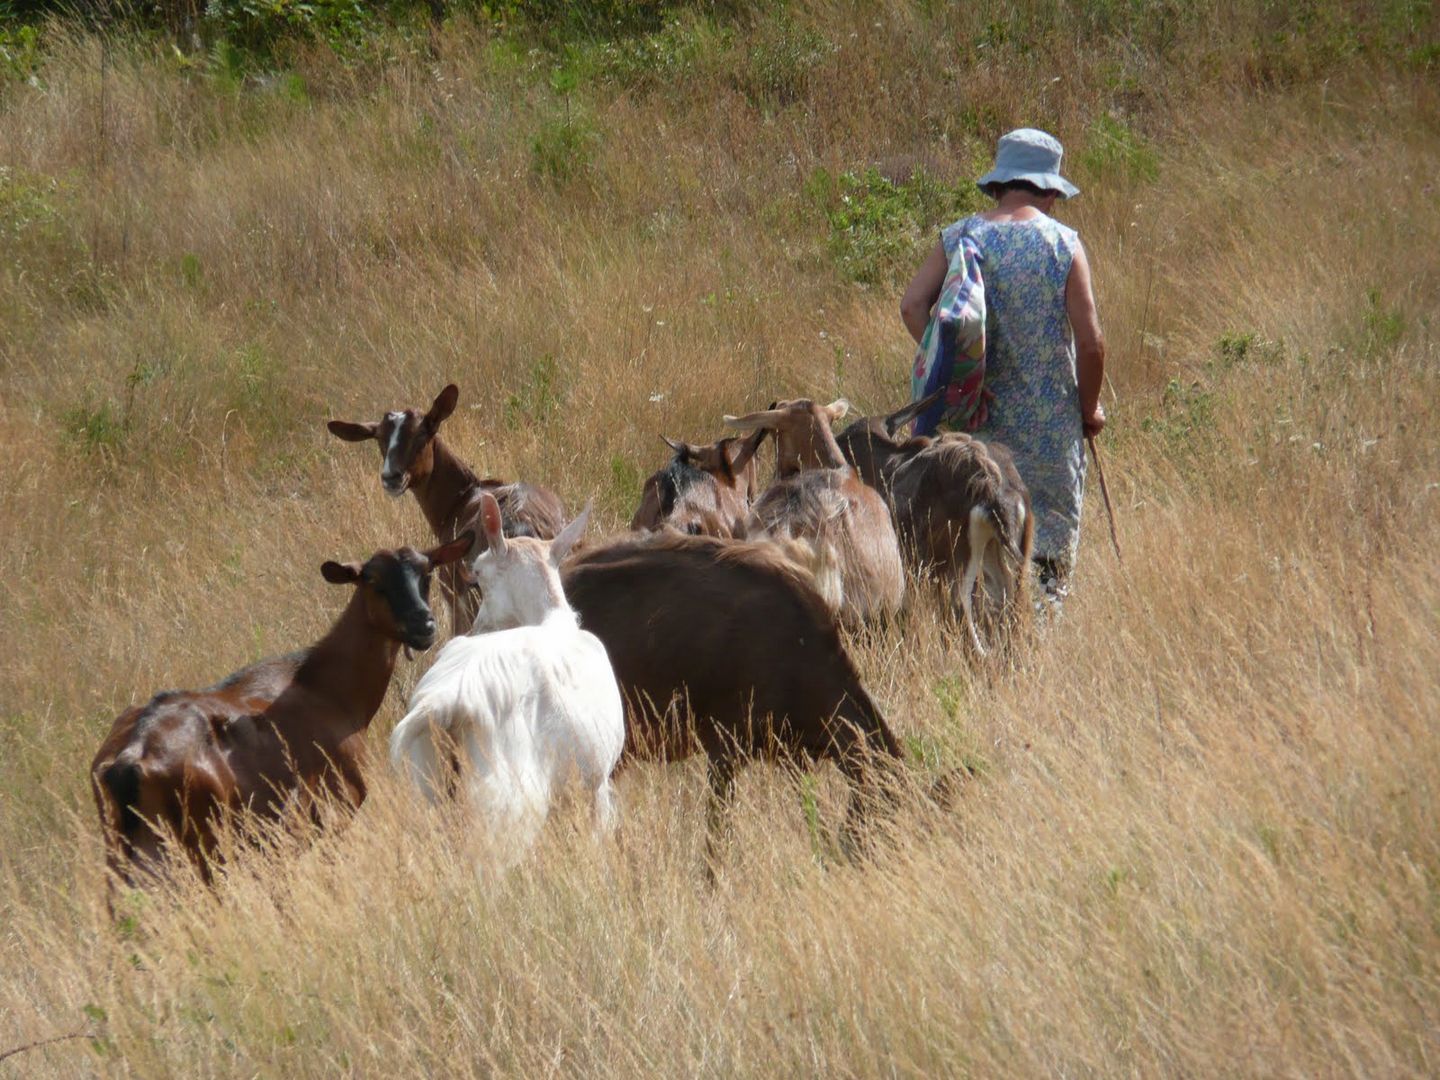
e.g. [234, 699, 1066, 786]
[941, 213, 1086, 569]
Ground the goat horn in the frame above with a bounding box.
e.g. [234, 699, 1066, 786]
[723, 409, 784, 430]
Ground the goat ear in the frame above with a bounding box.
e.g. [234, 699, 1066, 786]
[660, 435, 688, 459]
[424, 531, 474, 569]
[884, 390, 942, 436]
[479, 492, 507, 556]
[550, 501, 592, 565]
[327, 420, 378, 442]
[728, 427, 768, 475]
[426, 384, 459, 428]
[824, 399, 852, 422]
[321, 560, 361, 585]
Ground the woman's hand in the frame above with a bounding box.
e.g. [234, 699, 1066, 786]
[1083, 401, 1106, 438]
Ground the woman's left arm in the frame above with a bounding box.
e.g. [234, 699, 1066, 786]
[900, 241, 948, 345]
[1066, 242, 1108, 437]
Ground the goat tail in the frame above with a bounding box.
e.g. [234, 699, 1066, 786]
[769, 534, 846, 617]
[957, 505, 997, 656]
[389, 709, 451, 806]
[98, 757, 144, 839]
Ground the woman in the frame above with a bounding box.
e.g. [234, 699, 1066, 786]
[901, 127, 1106, 608]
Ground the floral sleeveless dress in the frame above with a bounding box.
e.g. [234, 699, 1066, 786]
[941, 213, 1086, 569]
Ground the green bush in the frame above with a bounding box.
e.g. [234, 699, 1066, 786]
[479, 0, 671, 39]
[0, 20, 41, 83]
[735, 18, 830, 108]
[568, 11, 731, 91]
[1079, 113, 1159, 184]
[530, 111, 599, 184]
[503, 353, 563, 429]
[811, 165, 986, 285]
[1363, 289, 1406, 349]
[61, 399, 127, 458]
[205, 0, 381, 58]
[1140, 378, 1219, 459]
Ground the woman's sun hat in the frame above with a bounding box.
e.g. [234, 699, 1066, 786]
[977, 128, 1080, 198]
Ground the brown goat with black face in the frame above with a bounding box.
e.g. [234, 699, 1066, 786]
[834, 395, 1033, 654]
[561, 531, 903, 865]
[90, 536, 471, 889]
[724, 398, 905, 625]
[328, 384, 566, 633]
[630, 429, 767, 538]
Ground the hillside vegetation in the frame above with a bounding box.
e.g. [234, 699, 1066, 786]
[1, 0, 1438, 1074]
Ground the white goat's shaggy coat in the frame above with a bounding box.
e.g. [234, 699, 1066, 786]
[389, 497, 624, 864]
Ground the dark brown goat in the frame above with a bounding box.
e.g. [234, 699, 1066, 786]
[630, 429, 767, 537]
[834, 397, 1033, 654]
[724, 398, 905, 624]
[90, 536, 472, 888]
[328, 385, 566, 632]
[562, 532, 903, 860]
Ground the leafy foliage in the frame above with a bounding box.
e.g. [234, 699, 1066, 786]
[810, 165, 987, 285]
[530, 109, 600, 184]
[1079, 113, 1159, 184]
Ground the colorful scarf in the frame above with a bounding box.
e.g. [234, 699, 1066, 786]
[912, 235, 989, 437]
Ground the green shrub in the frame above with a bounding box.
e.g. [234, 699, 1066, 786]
[1363, 289, 1405, 349]
[608, 453, 642, 512]
[735, 18, 830, 108]
[530, 110, 599, 184]
[0, 164, 96, 305]
[1140, 378, 1218, 458]
[1079, 113, 1159, 184]
[0, 20, 41, 83]
[571, 11, 732, 91]
[479, 0, 671, 39]
[503, 353, 563, 429]
[1213, 331, 1284, 370]
[811, 165, 986, 285]
[62, 399, 127, 457]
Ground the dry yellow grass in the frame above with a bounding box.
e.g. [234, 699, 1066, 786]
[1, 3, 1438, 1075]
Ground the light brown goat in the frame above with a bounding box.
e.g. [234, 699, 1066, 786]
[630, 429, 766, 538]
[834, 397, 1033, 654]
[724, 399, 904, 625]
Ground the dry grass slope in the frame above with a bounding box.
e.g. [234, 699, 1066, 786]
[1, 1, 1438, 1075]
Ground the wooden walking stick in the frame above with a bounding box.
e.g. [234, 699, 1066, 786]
[1087, 435, 1123, 563]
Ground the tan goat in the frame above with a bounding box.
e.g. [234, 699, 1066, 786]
[834, 397, 1033, 654]
[724, 399, 905, 625]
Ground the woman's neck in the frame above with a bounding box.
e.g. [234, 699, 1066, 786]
[986, 191, 1054, 220]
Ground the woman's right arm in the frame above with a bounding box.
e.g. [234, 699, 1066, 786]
[900, 241, 948, 345]
[1066, 242, 1107, 437]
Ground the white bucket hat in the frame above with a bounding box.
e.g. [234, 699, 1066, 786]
[977, 128, 1080, 199]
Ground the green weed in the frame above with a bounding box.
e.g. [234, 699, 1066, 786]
[530, 111, 599, 185]
[62, 399, 128, 457]
[811, 166, 986, 285]
[1363, 289, 1405, 349]
[0, 20, 41, 83]
[503, 353, 562, 429]
[1079, 113, 1159, 184]
[1213, 331, 1284, 370]
[608, 453, 642, 512]
[736, 19, 831, 108]
[1140, 378, 1218, 458]
[179, 252, 204, 290]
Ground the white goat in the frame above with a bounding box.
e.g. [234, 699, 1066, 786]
[389, 493, 624, 864]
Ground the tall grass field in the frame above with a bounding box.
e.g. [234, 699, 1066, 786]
[1, 1, 1438, 1074]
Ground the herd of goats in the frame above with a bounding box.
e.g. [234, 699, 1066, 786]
[89, 382, 1035, 888]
